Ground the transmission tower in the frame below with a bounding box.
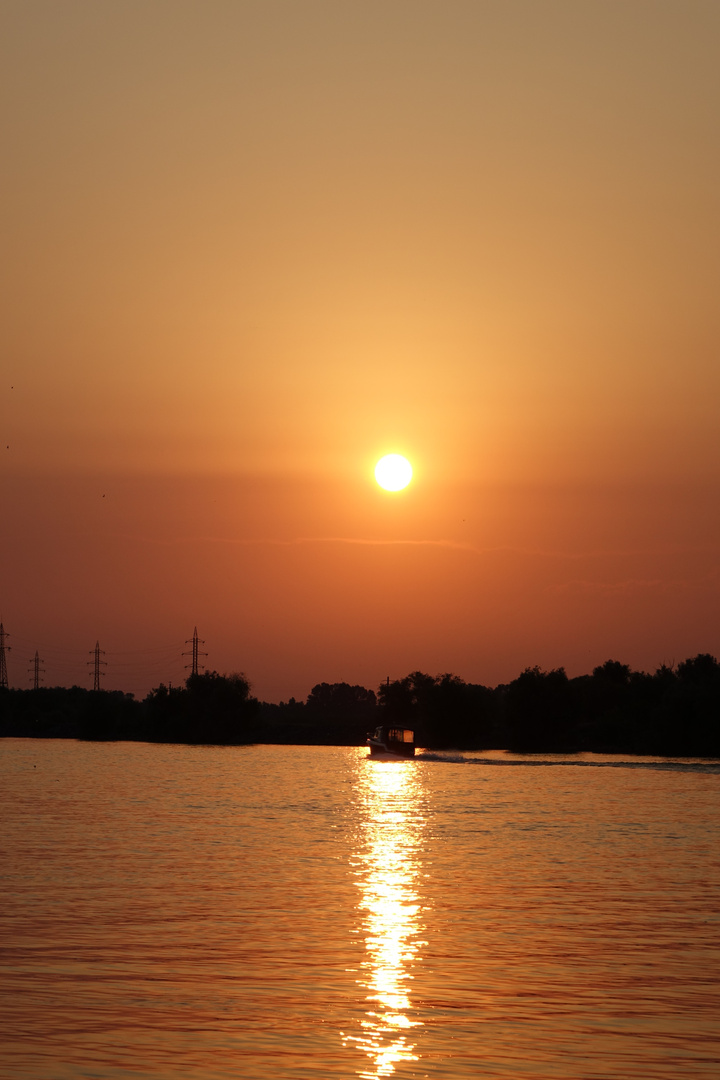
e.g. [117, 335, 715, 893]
[0, 621, 10, 689]
[87, 640, 107, 690]
[183, 626, 207, 677]
[28, 650, 45, 690]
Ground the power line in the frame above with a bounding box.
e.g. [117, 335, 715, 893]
[0, 621, 9, 689]
[87, 640, 107, 691]
[28, 650, 45, 690]
[183, 626, 207, 677]
[3, 628, 217, 694]
[11, 634, 186, 658]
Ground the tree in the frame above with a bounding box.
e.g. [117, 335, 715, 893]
[304, 682, 377, 743]
[377, 671, 497, 749]
[505, 666, 574, 751]
[144, 671, 259, 744]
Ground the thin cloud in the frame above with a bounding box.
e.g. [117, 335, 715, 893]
[106, 532, 720, 563]
[549, 570, 720, 595]
[180, 535, 481, 553]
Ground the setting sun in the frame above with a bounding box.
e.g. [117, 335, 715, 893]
[375, 454, 413, 491]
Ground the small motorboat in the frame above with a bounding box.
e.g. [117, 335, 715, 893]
[366, 724, 415, 758]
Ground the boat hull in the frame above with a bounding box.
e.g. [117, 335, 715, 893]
[366, 738, 415, 759]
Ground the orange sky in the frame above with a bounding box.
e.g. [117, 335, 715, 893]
[2, 1, 719, 701]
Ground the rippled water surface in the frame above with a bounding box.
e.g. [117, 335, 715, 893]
[1, 740, 719, 1078]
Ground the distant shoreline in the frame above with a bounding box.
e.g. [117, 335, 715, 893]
[2, 654, 720, 757]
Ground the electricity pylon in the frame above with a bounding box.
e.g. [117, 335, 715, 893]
[28, 650, 45, 690]
[183, 626, 207, 677]
[88, 640, 107, 690]
[0, 621, 10, 689]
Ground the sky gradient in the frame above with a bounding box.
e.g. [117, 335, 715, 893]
[2, 0, 719, 701]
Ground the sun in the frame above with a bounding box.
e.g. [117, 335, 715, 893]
[375, 454, 413, 492]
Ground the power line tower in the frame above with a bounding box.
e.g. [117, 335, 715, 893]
[28, 650, 45, 690]
[88, 640, 107, 691]
[0, 621, 10, 689]
[183, 626, 207, 677]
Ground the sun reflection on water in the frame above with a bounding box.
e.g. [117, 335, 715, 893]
[345, 757, 427, 1078]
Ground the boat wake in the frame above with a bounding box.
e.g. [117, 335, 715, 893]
[415, 751, 468, 763]
[414, 752, 720, 773]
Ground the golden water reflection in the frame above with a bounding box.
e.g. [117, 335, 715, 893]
[345, 757, 427, 1078]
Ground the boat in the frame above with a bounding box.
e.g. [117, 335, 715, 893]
[366, 724, 415, 758]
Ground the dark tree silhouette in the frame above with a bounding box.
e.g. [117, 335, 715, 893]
[377, 676, 415, 725]
[304, 682, 377, 743]
[2, 653, 720, 755]
[377, 672, 498, 749]
[144, 671, 259, 744]
[504, 666, 574, 751]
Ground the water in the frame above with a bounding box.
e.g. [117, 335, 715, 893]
[1, 740, 719, 1079]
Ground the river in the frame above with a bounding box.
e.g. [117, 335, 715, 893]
[1, 740, 719, 1078]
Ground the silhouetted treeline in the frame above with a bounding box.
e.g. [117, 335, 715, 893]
[259, 682, 377, 745]
[368, 657, 720, 756]
[143, 671, 260, 744]
[0, 685, 140, 741]
[1, 656, 719, 755]
[0, 671, 259, 745]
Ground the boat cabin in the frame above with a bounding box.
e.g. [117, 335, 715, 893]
[366, 724, 415, 758]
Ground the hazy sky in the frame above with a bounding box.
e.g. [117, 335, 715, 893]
[2, 1, 719, 701]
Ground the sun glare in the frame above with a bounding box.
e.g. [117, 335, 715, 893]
[343, 758, 426, 1076]
[375, 455, 413, 492]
